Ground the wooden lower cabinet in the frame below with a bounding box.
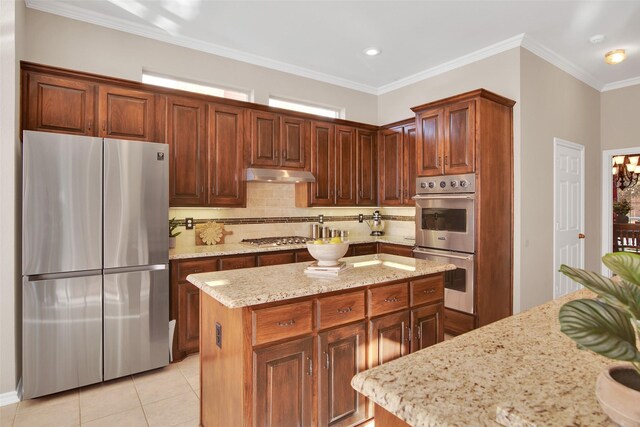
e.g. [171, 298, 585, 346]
[200, 273, 444, 427]
[177, 282, 200, 353]
[318, 322, 367, 427]
[378, 243, 414, 257]
[411, 303, 444, 352]
[368, 311, 411, 367]
[253, 337, 314, 427]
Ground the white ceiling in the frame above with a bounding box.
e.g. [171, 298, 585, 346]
[25, 0, 640, 94]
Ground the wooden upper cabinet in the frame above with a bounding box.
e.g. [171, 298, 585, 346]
[248, 110, 279, 167]
[335, 125, 356, 206]
[310, 121, 335, 206]
[416, 108, 444, 176]
[445, 100, 476, 174]
[23, 72, 96, 136]
[280, 115, 308, 169]
[98, 86, 156, 142]
[318, 322, 368, 427]
[206, 104, 245, 207]
[253, 337, 314, 427]
[402, 124, 417, 205]
[356, 129, 377, 206]
[167, 96, 206, 206]
[378, 128, 403, 206]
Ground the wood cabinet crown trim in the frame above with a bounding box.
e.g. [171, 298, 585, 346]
[410, 88, 516, 112]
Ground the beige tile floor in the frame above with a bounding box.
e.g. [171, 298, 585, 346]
[0, 353, 200, 427]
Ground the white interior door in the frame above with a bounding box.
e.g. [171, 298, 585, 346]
[554, 138, 585, 299]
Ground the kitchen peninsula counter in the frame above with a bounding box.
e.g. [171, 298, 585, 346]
[186, 253, 453, 308]
[351, 289, 614, 427]
[170, 235, 414, 260]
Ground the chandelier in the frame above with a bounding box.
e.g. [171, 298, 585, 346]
[612, 155, 640, 190]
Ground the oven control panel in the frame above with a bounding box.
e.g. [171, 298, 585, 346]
[416, 173, 476, 194]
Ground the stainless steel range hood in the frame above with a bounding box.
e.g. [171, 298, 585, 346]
[245, 168, 316, 183]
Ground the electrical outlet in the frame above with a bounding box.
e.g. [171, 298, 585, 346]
[185, 217, 194, 230]
[358, 214, 364, 223]
[216, 322, 222, 349]
[318, 214, 324, 224]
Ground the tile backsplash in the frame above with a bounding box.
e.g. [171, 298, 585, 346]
[170, 182, 415, 246]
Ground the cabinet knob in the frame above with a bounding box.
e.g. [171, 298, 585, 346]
[578, 233, 586, 239]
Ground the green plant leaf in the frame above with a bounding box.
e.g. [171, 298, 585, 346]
[559, 299, 640, 362]
[559, 264, 640, 319]
[602, 252, 640, 286]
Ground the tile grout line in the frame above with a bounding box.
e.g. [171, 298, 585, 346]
[130, 374, 151, 427]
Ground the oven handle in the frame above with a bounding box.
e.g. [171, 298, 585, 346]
[412, 194, 475, 200]
[413, 248, 474, 260]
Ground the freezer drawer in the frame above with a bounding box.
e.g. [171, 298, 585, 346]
[22, 274, 103, 399]
[104, 266, 169, 380]
[103, 139, 168, 269]
[22, 131, 102, 275]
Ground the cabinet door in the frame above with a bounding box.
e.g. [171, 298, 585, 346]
[402, 124, 417, 206]
[98, 86, 156, 141]
[368, 311, 410, 367]
[351, 243, 377, 256]
[249, 110, 279, 167]
[411, 303, 443, 353]
[378, 128, 403, 206]
[416, 108, 444, 177]
[444, 100, 475, 174]
[167, 96, 206, 206]
[207, 104, 245, 207]
[318, 322, 367, 427]
[281, 116, 308, 169]
[177, 282, 200, 353]
[310, 121, 335, 206]
[335, 125, 356, 206]
[253, 337, 314, 427]
[356, 129, 377, 206]
[24, 73, 96, 136]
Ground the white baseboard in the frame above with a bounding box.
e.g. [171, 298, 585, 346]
[0, 378, 22, 407]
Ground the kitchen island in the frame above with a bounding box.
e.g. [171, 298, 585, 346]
[351, 289, 614, 426]
[187, 254, 455, 427]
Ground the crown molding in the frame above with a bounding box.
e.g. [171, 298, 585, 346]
[601, 76, 640, 92]
[377, 34, 525, 95]
[24, 0, 380, 95]
[520, 35, 604, 91]
[25, 0, 640, 95]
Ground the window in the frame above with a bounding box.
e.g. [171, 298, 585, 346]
[268, 97, 342, 119]
[142, 72, 250, 101]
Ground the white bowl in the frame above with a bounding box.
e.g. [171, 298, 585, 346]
[306, 242, 349, 266]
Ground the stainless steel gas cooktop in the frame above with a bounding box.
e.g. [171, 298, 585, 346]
[240, 236, 313, 247]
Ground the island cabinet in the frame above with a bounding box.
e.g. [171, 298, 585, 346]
[378, 119, 416, 206]
[247, 110, 309, 170]
[199, 273, 444, 427]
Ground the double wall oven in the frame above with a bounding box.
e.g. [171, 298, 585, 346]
[413, 173, 475, 314]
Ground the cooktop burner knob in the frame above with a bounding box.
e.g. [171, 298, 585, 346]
[427, 182, 435, 189]
[439, 181, 446, 188]
[420, 182, 427, 189]
[450, 180, 458, 188]
[460, 180, 468, 188]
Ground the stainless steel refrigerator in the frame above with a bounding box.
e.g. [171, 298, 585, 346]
[22, 130, 169, 399]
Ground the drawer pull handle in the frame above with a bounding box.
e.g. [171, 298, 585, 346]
[307, 357, 313, 376]
[276, 319, 296, 327]
[336, 306, 352, 314]
[423, 288, 436, 294]
[384, 297, 399, 303]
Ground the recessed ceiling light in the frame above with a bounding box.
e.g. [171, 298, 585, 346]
[605, 49, 626, 65]
[363, 47, 381, 56]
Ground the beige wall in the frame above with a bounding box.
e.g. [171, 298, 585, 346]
[0, 0, 25, 397]
[23, 9, 378, 124]
[519, 49, 601, 310]
[601, 84, 640, 150]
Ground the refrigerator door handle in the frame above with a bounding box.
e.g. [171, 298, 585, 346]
[103, 264, 167, 275]
[26, 269, 103, 282]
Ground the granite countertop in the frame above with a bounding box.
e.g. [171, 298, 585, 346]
[186, 253, 454, 308]
[169, 235, 415, 260]
[351, 289, 615, 427]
